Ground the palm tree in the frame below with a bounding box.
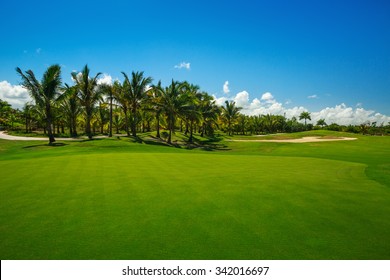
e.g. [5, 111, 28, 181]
[22, 103, 34, 133]
[59, 84, 81, 137]
[150, 81, 164, 138]
[100, 81, 121, 137]
[316, 118, 327, 128]
[112, 108, 124, 134]
[221, 100, 241, 136]
[181, 83, 202, 142]
[199, 93, 220, 137]
[71, 65, 102, 139]
[122, 71, 153, 137]
[299, 111, 311, 129]
[156, 80, 186, 144]
[112, 81, 130, 136]
[16, 64, 62, 144]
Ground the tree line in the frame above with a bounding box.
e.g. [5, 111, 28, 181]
[1, 64, 389, 144]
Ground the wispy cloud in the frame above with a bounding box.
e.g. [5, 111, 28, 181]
[174, 62, 190, 70]
[308, 94, 319, 99]
[36, 48, 42, 54]
[223, 81, 230, 94]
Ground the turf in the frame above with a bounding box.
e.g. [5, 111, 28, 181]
[0, 131, 389, 259]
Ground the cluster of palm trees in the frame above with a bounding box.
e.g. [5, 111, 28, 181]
[16, 64, 224, 144]
[15, 64, 318, 145]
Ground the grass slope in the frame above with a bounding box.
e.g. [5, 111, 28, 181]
[0, 131, 389, 259]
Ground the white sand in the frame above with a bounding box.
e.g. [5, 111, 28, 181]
[0, 131, 80, 141]
[231, 136, 357, 143]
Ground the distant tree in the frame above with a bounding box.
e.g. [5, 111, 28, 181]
[150, 81, 164, 138]
[316, 118, 327, 128]
[299, 111, 311, 129]
[71, 65, 102, 140]
[16, 64, 62, 144]
[99, 82, 119, 137]
[199, 93, 220, 137]
[0, 99, 12, 129]
[122, 71, 153, 137]
[59, 84, 81, 137]
[221, 100, 241, 136]
[155, 80, 186, 144]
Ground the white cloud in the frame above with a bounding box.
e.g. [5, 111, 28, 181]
[0, 81, 31, 109]
[223, 81, 230, 94]
[234, 91, 250, 108]
[261, 92, 275, 102]
[212, 95, 227, 107]
[97, 74, 113, 85]
[308, 94, 318, 99]
[214, 90, 390, 125]
[311, 103, 390, 125]
[174, 62, 191, 70]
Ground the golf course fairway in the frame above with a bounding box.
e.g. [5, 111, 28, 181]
[0, 131, 389, 259]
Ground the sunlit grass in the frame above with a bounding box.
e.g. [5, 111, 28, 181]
[0, 131, 389, 259]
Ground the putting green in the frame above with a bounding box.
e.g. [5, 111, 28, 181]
[1, 144, 390, 259]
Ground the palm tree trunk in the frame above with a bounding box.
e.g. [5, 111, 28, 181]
[109, 94, 113, 137]
[167, 117, 173, 144]
[189, 120, 194, 143]
[123, 108, 130, 137]
[131, 108, 137, 137]
[86, 112, 92, 139]
[156, 112, 160, 138]
[46, 108, 55, 144]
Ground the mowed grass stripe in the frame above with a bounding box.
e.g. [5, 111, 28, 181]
[1, 152, 390, 259]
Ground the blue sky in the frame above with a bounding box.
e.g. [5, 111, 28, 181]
[1, 0, 389, 124]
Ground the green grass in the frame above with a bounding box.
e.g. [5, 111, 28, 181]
[0, 131, 389, 259]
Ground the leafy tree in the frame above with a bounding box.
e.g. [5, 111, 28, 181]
[59, 84, 81, 137]
[99, 81, 120, 137]
[199, 93, 220, 137]
[316, 118, 327, 128]
[0, 99, 12, 129]
[149, 81, 164, 138]
[112, 81, 130, 136]
[221, 100, 241, 136]
[156, 80, 186, 144]
[16, 64, 62, 144]
[122, 71, 153, 137]
[181, 83, 202, 142]
[71, 65, 102, 139]
[299, 111, 311, 129]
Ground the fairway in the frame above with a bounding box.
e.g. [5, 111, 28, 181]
[0, 132, 390, 259]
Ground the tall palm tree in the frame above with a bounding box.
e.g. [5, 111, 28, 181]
[299, 111, 311, 129]
[122, 71, 153, 137]
[59, 84, 81, 137]
[150, 81, 164, 138]
[199, 93, 220, 137]
[181, 83, 202, 142]
[99, 81, 121, 137]
[16, 64, 62, 144]
[156, 80, 186, 144]
[71, 65, 102, 139]
[22, 102, 34, 133]
[112, 81, 130, 136]
[221, 100, 241, 136]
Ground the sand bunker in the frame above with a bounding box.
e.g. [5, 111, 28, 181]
[231, 136, 357, 143]
[0, 131, 80, 141]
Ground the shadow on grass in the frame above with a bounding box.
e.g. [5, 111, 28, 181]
[183, 135, 230, 151]
[23, 142, 68, 149]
